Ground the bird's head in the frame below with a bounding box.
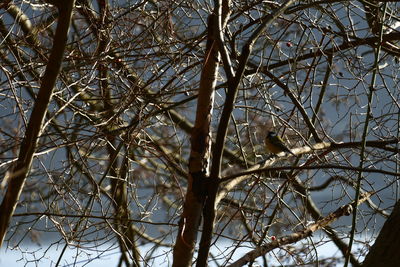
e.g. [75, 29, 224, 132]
[267, 131, 277, 138]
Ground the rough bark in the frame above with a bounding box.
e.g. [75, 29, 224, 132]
[363, 200, 400, 267]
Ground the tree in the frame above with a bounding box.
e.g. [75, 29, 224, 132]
[0, 0, 399, 266]
[363, 199, 400, 267]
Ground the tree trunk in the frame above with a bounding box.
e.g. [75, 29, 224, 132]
[363, 200, 400, 267]
[171, 12, 220, 267]
[0, 0, 75, 247]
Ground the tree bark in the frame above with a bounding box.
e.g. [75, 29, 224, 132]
[196, 2, 296, 266]
[363, 200, 400, 267]
[171, 11, 220, 267]
[0, 0, 75, 247]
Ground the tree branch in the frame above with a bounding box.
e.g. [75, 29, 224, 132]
[227, 191, 374, 267]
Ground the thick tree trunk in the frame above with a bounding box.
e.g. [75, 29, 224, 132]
[363, 200, 400, 267]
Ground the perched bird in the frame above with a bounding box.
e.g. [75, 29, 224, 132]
[265, 131, 295, 156]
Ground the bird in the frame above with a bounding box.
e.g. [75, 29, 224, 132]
[265, 131, 295, 156]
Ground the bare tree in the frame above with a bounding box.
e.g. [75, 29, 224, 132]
[0, 0, 400, 266]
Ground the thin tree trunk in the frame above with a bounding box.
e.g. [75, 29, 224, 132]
[196, 2, 295, 266]
[0, 1, 75, 247]
[172, 12, 220, 267]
